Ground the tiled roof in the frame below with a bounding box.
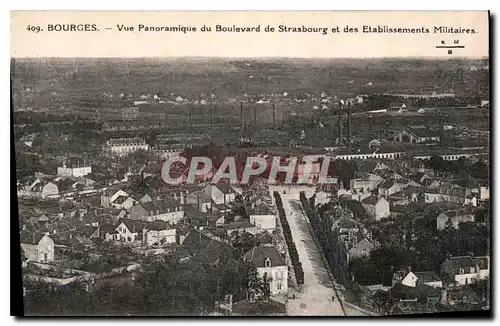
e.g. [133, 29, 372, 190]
[473, 256, 489, 270]
[75, 225, 98, 238]
[243, 245, 286, 267]
[447, 256, 476, 269]
[199, 240, 234, 263]
[145, 220, 171, 231]
[405, 125, 440, 138]
[113, 195, 129, 205]
[216, 183, 235, 194]
[414, 271, 442, 283]
[362, 195, 379, 206]
[379, 178, 394, 189]
[257, 231, 274, 244]
[226, 220, 254, 230]
[139, 199, 182, 214]
[20, 231, 46, 245]
[117, 218, 147, 233]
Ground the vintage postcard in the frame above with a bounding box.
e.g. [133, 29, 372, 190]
[11, 11, 490, 316]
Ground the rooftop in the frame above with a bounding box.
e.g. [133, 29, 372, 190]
[243, 245, 286, 268]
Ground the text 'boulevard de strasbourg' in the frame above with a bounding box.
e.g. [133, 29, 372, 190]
[113, 24, 477, 34]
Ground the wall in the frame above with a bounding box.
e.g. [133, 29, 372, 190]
[42, 182, 59, 198]
[116, 223, 140, 242]
[374, 199, 390, 220]
[57, 166, 92, 177]
[436, 213, 475, 230]
[257, 265, 288, 296]
[143, 228, 176, 247]
[21, 243, 38, 262]
[455, 272, 478, 286]
[249, 214, 276, 232]
[152, 210, 185, 224]
[480, 187, 490, 201]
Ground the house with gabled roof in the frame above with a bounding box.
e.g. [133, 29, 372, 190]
[179, 229, 234, 264]
[378, 178, 410, 197]
[396, 125, 440, 144]
[24, 179, 59, 199]
[185, 191, 212, 213]
[361, 196, 390, 221]
[472, 256, 490, 280]
[441, 255, 478, 286]
[100, 188, 129, 208]
[392, 268, 443, 288]
[129, 199, 184, 224]
[225, 220, 258, 236]
[243, 245, 288, 296]
[203, 183, 236, 206]
[74, 225, 100, 246]
[436, 207, 475, 230]
[20, 231, 54, 263]
[107, 218, 147, 243]
[110, 195, 138, 210]
[142, 220, 176, 247]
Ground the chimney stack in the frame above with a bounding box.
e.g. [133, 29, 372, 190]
[338, 102, 343, 144]
[439, 110, 445, 146]
[272, 104, 276, 125]
[240, 101, 244, 134]
[189, 107, 193, 134]
[347, 102, 352, 142]
[210, 106, 213, 130]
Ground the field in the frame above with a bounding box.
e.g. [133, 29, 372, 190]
[11, 57, 490, 146]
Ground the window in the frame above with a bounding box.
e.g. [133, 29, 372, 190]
[470, 267, 475, 273]
[127, 236, 131, 242]
[459, 268, 464, 274]
[265, 258, 271, 267]
[277, 282, 282, 290]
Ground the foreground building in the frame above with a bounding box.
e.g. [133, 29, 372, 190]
[243, 245, 288, 296]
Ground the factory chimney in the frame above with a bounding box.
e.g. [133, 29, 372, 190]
[272, 104, 276, 125]
[240, 101, 244, 135]
[347, 102, 352, 151]
[338, 101, 343, 144]
[439, 110, 445, 146]
[189, 107, 192, 134]
[210, 106, 213, 130]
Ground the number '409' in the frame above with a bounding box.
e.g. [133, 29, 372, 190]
[26, 25, 42, 33]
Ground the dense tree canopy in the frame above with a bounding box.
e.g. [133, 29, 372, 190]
[24, 256, 267, 315]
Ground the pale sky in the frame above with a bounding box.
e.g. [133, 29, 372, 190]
[11, 11, 489, 58]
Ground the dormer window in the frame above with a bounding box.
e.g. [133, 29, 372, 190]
[264, 257, 271, 268]
[459, 268, 465, 274]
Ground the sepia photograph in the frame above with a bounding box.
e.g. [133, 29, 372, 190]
[10, 10, 491, 317]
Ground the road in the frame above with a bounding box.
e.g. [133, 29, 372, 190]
[281, 194, 367, 316]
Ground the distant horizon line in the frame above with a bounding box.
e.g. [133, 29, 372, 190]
[11, 55, 489, 61]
